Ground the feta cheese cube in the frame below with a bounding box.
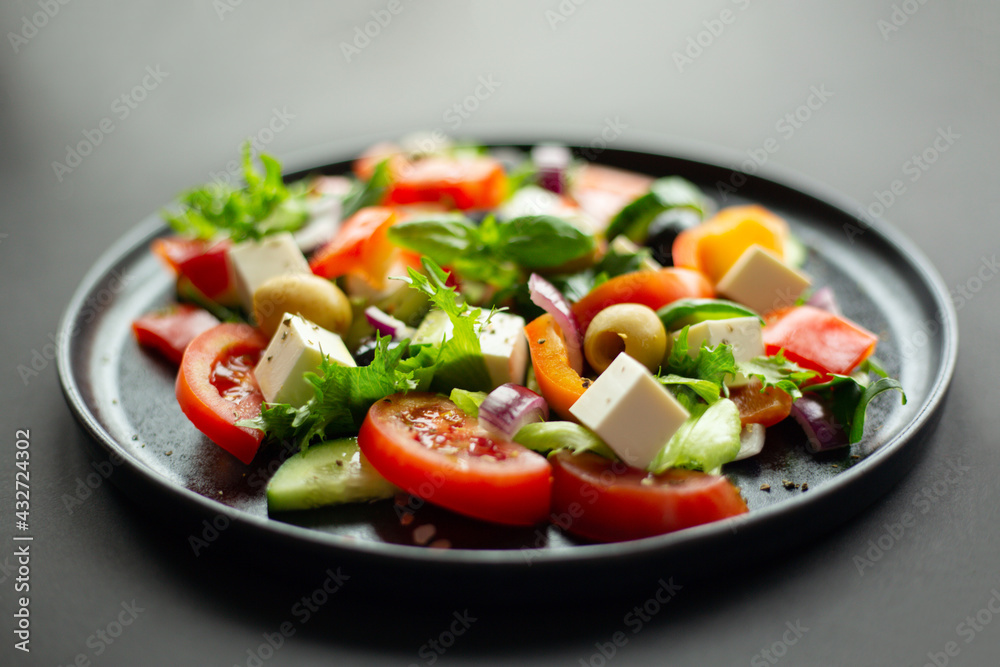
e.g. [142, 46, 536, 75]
[678, 316, 764, 387]
[228, 232, 311, 312]
[716, 244, 812, 315]
[254, 313, 356, 407]
[569, 353, 690, 469]
[412, 310, 528, 388]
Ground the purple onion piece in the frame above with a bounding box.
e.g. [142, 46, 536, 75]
[528, 273, 584, 374]
[479, 383, 550, 440]
[364, 306, 412, 340]
[735, 424, 766, 461]
[532, 144, 571, 195]
[806, 286, 842, 317]
[790, 395, 850, 453]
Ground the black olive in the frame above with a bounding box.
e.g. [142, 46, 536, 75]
[352, 337, 400, 366]
[644, 208, 703, 266]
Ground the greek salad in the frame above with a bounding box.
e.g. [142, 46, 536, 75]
[132, 136, 905, 544]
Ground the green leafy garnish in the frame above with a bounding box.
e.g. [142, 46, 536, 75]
[513, 422, 617, 460]
[663, 326, 740, 390]
[388, 213, 594, 291]
[736, 353, 818, 401]
[606, 176, 709, 242]
[648, 398, 742, 475]
[657, 374, 722, 407]
[806, 374, 906, 443]
[396, 258, 493, 393]
[164, 144, 308, 243]
[242, 337, 418, 450]
[449, 388, 487, 418]
[341, 159, 392, 219]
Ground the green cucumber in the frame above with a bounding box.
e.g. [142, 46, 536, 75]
[657, 298, 763, 331]
[266, 438, 398, 512]
[605, 176, 709, 242]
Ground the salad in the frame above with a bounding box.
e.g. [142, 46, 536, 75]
[132, 136, 905, 544]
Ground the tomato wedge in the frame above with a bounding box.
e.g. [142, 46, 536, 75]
[571, 267, 714, 332]
[176, 323, 268, 464]
[132, 304, 220, 364]
[152, 237, 235, 303]
[729, 380, 793, 427]
[524, 314, 588, 421]
[763, 305, 878, 377]
[358, 393, 552, 526]
[570, 163, 654, 226]
[385, 156, 507, 210]
[550, 451, 748, 543]
[309, 207, 398, 288]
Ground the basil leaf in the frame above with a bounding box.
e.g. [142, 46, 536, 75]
[387, 215, 479, 265]
[499, 215, 595, 268]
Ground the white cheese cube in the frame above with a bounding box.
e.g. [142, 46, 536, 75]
[569, 353, 690, 469]
[254, 313, 356, 407]
[228, 232, 311, 312]
[716, 244, 811, 315]
[479, 312, 528, 387]
[678, 316, 764, 388]
[412, 310, 528, 389]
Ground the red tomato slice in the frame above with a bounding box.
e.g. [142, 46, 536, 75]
[358, 393, 552, 526]
[763, 305, 878, 377]
[729, 380, 793, 427]
[152, 237, 235, 303]
[385, 156, 507, 210]
[571, 267, 714, 333]
[309, 207, 398, 288]
[570, 163, 654, 227]
[132, 304, 220, 364]
[550, 451, 748, 543]
[176, 323, 268, 464]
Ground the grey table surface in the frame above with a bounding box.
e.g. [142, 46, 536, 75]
[1, 2, 998, 666]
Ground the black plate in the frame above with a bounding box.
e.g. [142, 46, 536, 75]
[57, 140, 957, 599]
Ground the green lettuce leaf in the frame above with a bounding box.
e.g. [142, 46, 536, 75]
[513, 422, 617, 460]
[736, 353, 819, 401]
[648, 398, 742, 475]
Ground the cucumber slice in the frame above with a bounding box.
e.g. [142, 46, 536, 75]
[266, 438, 398, 512]
[657, 298, 763, 331]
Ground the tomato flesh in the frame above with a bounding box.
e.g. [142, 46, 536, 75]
[358, 393, 552, 526]
[571, 267, 714, 333]
[152, 237, 234, 302]
[176, 323, 268, 464]
[763, 305, 878, 378]
[385, 156, 507, 211]
[132, 304, 220, 364]
[729, 380, 793, 427]
[309, 206, 398, 288]
[550, 451, 748, 543]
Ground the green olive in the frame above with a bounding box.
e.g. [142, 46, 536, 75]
[584, 303, 668, 373]
[253, 273, 352, 339]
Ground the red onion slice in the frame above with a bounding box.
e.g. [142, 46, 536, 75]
[479, 383, 550, 440]
[528, 273, 584, 374]
[734, 424, 766, 461]
[806, 286, 842, 317]
[532, 143, 571, 195]
[364, 306, 413, 340]
[790, 395, 849, 453]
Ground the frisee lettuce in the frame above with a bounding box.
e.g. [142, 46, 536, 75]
[164, 143, 308, 243]
[240, 337, 418, 450]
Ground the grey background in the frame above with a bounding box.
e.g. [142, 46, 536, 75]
[1, 1, 998, 665]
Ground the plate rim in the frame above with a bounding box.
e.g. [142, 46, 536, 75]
[56, 138, 959, 568]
